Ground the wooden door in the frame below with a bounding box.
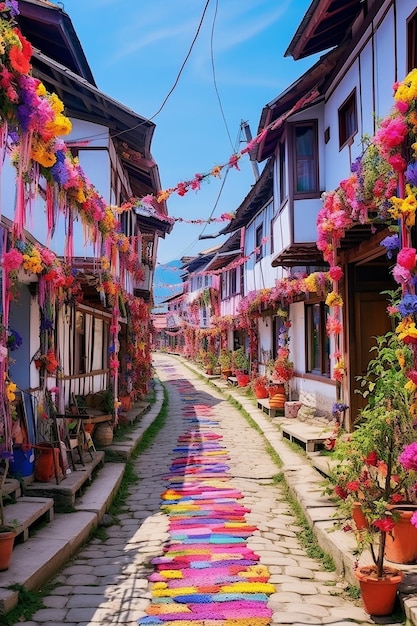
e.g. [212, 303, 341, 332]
[350, 292, 392, 422]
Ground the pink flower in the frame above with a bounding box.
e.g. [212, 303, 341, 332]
[389, 153, 407, 172]
[392, 264, 412, 284]
[399, 442, 417, 471]
[396, 100, 409, 114]
[329, 266, 343, 281]
[411, 511, 417, 529]
[2, 248, 23, 272]
[407, 369, 417, 384]
[397, 247, 417, 270]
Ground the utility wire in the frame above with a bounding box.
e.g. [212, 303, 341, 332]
[210, 0, 234, 152]
[67, 0, 213, 144]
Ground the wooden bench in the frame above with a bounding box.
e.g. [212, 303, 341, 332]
[256, 397, 284, 418]
[281, 422, 332, 452]
[4, 496, 54, 542]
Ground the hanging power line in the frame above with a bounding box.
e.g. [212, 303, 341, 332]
[68, 0, 213, 145]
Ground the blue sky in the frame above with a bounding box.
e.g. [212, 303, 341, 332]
[64, 0, 317, 265]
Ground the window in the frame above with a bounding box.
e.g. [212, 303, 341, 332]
[74, 312, 109, 375]
[408, 10, 417, 72]
[255, 225, 264, 262]
[293, 122, 318, 196]
[279, 142, 287, 204]
[339, 91, 357, 149]
[229, 267, 237, 295]
[305, 302, 330, 376]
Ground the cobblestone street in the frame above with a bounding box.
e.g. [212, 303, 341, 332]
[17, 354, 403, 626]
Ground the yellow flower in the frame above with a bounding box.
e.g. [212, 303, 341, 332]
[396, 349, 406, 369]
[389, 185, 417, 227]
[304, 274, 318, 293]
[405, 380, 417, 393]
[395, 69, 417, 103]
[6, 382, 16, 403]
[325, 291, 344, 307]
[100, 256, 110, 270]
[36, 82, 47, 97]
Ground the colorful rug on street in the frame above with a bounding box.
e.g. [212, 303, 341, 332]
[139, 377, 274, 626]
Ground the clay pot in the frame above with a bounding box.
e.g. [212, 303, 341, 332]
[384, 505, 417, 564]
[119, 395, 132, 412]
[254, 384, 269, 399]
[93, 421, 114, 447]
[236, 373, 250, 387]
[352, 502, 368, 531]
[0, 530, 15, 571]
[354, 564, 403, 616]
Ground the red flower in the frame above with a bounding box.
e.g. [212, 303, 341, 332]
[334, 485, 348, 500]
[391, 493, 404, 503]
[346, 480, 360, 492]
[373, 517, 395, 532]
[365, 450, 378, 466]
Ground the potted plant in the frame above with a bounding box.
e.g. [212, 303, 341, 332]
[232, 347, 250, 386]
[203, 350, 218, 375]
[250, 374, 269, 399]
[328, 331, 417, 615]
[218, 349, 232, 379]
[0, 379, 19, 570]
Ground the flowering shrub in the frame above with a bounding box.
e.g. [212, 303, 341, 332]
[327, 330, 416, 577]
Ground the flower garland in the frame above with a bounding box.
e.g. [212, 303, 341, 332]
[316, 69, 417, 396]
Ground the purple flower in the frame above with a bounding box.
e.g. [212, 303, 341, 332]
[5, 1, 19, 17]
[332, 402, 348, 416]
[40, 318, 53, 331]
[380, 234, 400, 259]
[351, 156, 362, 173]
[50, 161, 69, 185]
[398, 293, 417, 317]
[7, 328, 22, 351]
[405, 162, 417, 187]
[399, 442, 417, 470]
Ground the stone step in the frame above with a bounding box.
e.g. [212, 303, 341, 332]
[25, 450, 105, 510]
[4, 496, 54, 542]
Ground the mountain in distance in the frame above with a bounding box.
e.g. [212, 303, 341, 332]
[153, 259, 183, 312]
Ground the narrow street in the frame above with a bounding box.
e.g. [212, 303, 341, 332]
[19, 354, 401, 626]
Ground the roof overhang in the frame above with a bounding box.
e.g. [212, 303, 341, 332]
[17, 0, 96, 83]
[256, 47, 344, 162]
[220, 158, 274, 234]
[285, 0, 363, 61]
[31, 51, 165, 205]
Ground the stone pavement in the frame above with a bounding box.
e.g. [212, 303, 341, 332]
[16, 354, 405, 626]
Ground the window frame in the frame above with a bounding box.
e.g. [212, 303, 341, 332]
[305, 301, 331, 377]
[338, 89, 358, 150]
[291, 120, 319, 199]
[408, 8, 417, 72]
[255, 224, 264, 262]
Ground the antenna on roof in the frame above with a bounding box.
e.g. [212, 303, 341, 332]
[240, 120, 259, 182]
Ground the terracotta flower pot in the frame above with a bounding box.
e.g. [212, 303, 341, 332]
[0, 530, 15, 571]
[352, 502, 368, 531]
[254, 384, 269, 399]
[384, 505, 417, 564]
[236, 373, 250, 387]
[119, 395, 132, 412]
[354, 564, 403, 616]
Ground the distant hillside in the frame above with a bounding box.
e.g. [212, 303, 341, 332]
[153, 259, 183, 312]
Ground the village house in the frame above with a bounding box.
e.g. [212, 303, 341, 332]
[0, 1, 171, 455]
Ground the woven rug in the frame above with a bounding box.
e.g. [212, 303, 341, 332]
[138, 377, 274, 625]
